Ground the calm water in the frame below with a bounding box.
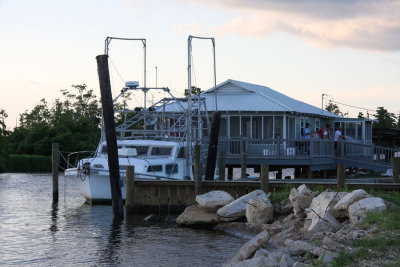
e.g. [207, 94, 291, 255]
[0, 173, 246, 266]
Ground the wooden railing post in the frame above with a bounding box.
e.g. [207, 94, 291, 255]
[126, 166, 135, 214]
[337, 164, 346, 189]
[392, 157, 400, 183]
[218, 151, 226, 181]
[194, 145, 202, 195]
[240, 152, 247, 179]
[52, 143, 59, 203]
[260, 164, 269, 193]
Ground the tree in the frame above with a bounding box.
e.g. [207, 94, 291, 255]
[325, 101, 348, 117]
[357, 112, 365, 119]
[374, 106, 397, 128]
[184, 86, 202, 97]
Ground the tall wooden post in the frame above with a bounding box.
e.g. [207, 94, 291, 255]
[205, 111, 221, 180]
[52, 143, 59, 202]
[194, 145, 202, 195]
[337, 164, 346, 189]
[218, 151, 226, 181]
[126, 166, 135, 214]
[307, 166, 312, 179]
[260, 164, 269, 193]
[392, 157, 400, 183]
[97, 54, 124, 220]
[240, 152, 247, 179]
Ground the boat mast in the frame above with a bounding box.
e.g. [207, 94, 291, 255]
[186, 35, 218, 180]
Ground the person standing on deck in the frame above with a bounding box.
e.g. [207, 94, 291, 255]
[319, 124, 332, 140]
[334, 127, 345, 156]
[303, 123, 311, 154]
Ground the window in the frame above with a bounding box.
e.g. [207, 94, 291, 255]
[219, 117, 227, 137]
[230, 116, 240, 137]
[263, 116, 273, 138]
[252, 116, 262, 138]
[147, 165, 162, 172]
[166, 164, 178, 174]
[275, 116, 283, 139]
[241, 116, 251, 137]
[126, 146, 148, 156]
[177, 148, 185, 158]
[315, 119, 320, 132]
[151, 147, 172, 156]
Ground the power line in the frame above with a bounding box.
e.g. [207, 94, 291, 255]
[328, 99, 375, 112]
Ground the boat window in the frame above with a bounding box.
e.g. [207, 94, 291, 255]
[126, 146, 148, 156]
[177, 148, 185, 158]
[147, 165, 163, 172]
[151, 147, 172, 156]
[101, 145, 122, 153]
[166, 164, 178, 174]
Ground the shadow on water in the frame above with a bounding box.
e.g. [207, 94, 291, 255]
[99, 217, 124, 266]
[50, 201, 59, 234]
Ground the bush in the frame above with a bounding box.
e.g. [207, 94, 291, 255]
[6, 154, 52, 172]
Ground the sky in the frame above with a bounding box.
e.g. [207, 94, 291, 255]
[1, 0, 399, 129]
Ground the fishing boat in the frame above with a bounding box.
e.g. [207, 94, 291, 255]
[65, 36, 215, 202]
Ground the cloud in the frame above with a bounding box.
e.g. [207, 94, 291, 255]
[189, 0, 400, 51]
[172, 22, 208, 36]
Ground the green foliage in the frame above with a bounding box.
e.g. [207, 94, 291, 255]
[6, 84, 101, 156]
[184, 86, 202, 97]
[6, 154, 51, 172]
[374, 106, 397, 129]
[269, 184, 293, 204]
[325, 101, 348, 117]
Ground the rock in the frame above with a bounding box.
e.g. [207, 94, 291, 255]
[348, 197, 387, 225]
[196, 190, 234, 209]
[223, 256, 278, 267]
[307, 211, 340, 233]
[274, 199, 293, 216]
[280, 253, 295, 267]
[289, 184, 313, 216]
[246, 197, 273, 224]
[270, 226, 302, 246]
[217, 190, 268, 222]
[215, 222, 274, 238]
[284, 239, 336, 264]
[347, 229, 367, 239]
[176, 205, 218, 227]
[254, 248, 270, 258]
[322, 235, 340, 251]
[143, 214, 162, 222]
[306, 191, 348, 219]
[333, 189, 370, 215]
[228, 230, 270, 263]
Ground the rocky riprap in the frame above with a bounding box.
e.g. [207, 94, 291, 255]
[176, 185, 388, 267]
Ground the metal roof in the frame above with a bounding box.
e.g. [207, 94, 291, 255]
[161, 79, 341, 118]
[202, 79, 340, 117]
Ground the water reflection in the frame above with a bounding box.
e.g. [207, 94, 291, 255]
[50, 201, 58, 233]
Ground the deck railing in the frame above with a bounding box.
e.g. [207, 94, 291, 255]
[212, 138, 400, 166]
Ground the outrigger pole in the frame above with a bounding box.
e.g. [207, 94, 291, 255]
[186, 35, 217, 180]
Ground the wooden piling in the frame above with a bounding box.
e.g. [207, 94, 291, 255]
[227, 166, 233, 180]
[126, 166, 135, 213]
[96, 54, 124, 220]
[337, 164, 346, 189]
[260, 164, 269, 193]
[307, 166, 312, 179]
[218, 151, 226, 181]
[205, 111, 221, 180]
[52, 143, 59, 202]
[240, 152, 247, 179]
[392, 157, 400, 183]
[194, 145, 202, 195]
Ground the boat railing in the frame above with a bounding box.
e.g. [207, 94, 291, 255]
[66, 151, 96, 168]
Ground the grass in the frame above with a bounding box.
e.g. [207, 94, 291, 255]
[331, 191, 400, 267]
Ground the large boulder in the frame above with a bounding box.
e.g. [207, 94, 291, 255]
[217, 190, 268, 221]
[196, 190, 234, 209]
[333, 189, 370, 215]
[176, 204, 218, 227]
[306, 191, 348, 219]
[284, 239, 336, 264]
[348, 197, 387, 225]
[289, 184, 313, 216]
[246, 197, 273, 224]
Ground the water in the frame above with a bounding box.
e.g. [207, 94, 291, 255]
[0, 173, 247, 266]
